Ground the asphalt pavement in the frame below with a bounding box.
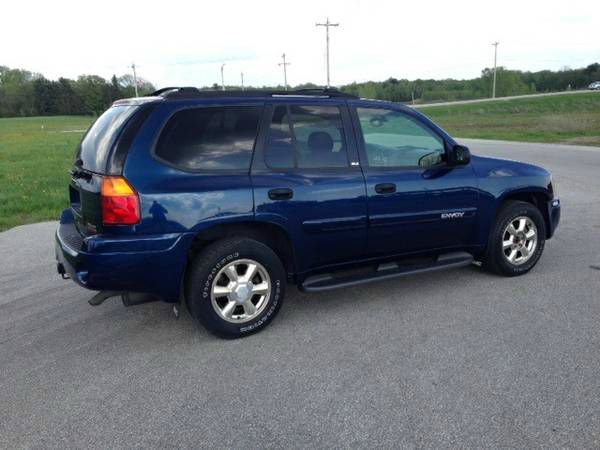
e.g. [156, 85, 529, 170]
[1, 139, 599, 449]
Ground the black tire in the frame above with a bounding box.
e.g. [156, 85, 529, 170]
[483, 200, 546, 276]
[185, 238, 286, 338]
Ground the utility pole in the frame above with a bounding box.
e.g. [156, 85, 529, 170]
[316, 18, 339, 88]
[241, 72, 245, 90]
[130, 63, 139, 97]
[278, 53, 291, 90]
[492, 42, 499, 98]
[220, 63, 226, 91]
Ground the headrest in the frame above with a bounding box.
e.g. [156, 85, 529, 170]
[307, 131, 333, 152]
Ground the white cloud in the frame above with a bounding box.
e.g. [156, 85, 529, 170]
[2, 0, 598, 88]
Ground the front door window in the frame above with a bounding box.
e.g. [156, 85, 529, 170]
[356, 107, 445, 169]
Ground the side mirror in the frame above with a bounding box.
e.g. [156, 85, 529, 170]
[418, 151, 444, 168]
[450, 144, 471, 166]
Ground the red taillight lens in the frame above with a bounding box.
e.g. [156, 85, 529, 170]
[101, 177, 140, 225]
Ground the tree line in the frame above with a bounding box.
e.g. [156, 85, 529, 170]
[1, 62, 598, 117]
[0, 66, 154, 117]
[340, 63, 600, 103]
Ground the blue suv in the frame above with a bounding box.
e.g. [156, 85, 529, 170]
[56, 88, 561, 338]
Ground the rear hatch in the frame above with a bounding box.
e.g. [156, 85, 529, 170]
[70, 104, 145, 235]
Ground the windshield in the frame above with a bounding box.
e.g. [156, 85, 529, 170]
[76, 105, 137, 173]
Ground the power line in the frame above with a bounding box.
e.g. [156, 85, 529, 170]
[316, 18, 339, 88]
[492, 42, 499, 98]
[278, 53, 291, 90]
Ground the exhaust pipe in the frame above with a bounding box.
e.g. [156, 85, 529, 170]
[88, 291, 124, 306]
[121, 292, 160, 307]
[87, 291, 159, 307]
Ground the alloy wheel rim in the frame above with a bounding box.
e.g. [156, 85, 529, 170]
[210, 259, 271, 323]
[502, 216, 538, 266]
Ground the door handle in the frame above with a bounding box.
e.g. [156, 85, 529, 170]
[375, 183, 396, 194]
[268, 188, 294, 200]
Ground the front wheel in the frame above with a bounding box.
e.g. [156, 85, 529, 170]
[483, 201, 546, 276]
[185, 238, 286, 338]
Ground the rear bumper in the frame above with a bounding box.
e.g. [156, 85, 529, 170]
[546, 198, 561, 239]
[55, 209, 192, 302]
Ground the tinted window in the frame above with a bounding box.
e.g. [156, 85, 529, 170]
[155, 107, 261, 171]
[77, 105, 137, 173]
[264, 105, 348, 169]
[265, 106, 295, 169]
[356, 107, 445, 168]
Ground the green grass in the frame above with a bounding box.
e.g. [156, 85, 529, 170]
[419, 92, 600, 146]
[0, 115, 93, 231]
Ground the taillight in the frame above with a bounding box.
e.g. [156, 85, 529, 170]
[101, 176, 140, 225]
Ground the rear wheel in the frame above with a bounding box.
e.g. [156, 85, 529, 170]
[185, 238, 286, 338]
[483, 201, 546, 276]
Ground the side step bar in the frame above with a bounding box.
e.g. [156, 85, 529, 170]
[300, 251, 474, 292]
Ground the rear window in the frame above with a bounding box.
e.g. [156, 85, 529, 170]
[154, 106, 262, 171]
[76, 105, 138, 173]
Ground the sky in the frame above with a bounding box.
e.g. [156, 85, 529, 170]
[2, 0, 598, 88]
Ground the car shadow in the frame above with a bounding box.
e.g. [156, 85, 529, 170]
[89, 264, 494, 347]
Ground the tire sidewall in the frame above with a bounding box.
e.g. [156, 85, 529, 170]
[187, 239, 285, 338]
[492, 203, 546, 275]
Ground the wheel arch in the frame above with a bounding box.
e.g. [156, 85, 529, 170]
[498, 188, 552, 238]
[184, 221, 297, 285]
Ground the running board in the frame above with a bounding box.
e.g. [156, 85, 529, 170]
[300, 251, 474, 292]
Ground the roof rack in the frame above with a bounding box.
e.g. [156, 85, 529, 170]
[279, 88, 357, 98]
[148, 87, 357, 100]
[148, 87, 200, 97]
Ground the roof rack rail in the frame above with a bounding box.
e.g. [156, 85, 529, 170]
[283, 88, 356, 98]
[148, 87, 200, 97]
[148, 87, 357, 100]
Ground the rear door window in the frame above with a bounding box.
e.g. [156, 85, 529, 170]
[154, 106, 262, 171]
[76, 105, 138, 173]
[264, 105, 349, 169]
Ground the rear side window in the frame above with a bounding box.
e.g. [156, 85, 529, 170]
[77, 105, 138, 173]
[155, 107, 261, 171]
[265, 105, 348, 169]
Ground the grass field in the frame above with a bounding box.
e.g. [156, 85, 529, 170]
[419, 92, 600, 146]
[0, 116, 93, 231]
[0, 92, 599, 231]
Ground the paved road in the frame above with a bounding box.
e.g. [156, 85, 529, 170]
[413, 89, 597, 108]
[1, 140, 599, 449]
